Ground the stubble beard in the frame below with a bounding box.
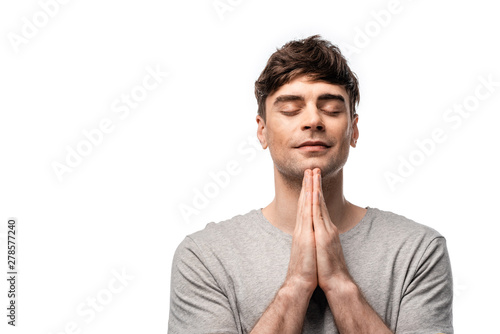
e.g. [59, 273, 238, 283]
[272, 144, 349, 194]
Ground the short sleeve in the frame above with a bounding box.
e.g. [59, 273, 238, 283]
[396, 237, 453, 334]
[168, 236, 239, 334]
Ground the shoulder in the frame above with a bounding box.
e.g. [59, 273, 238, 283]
[357, 207, 451, 283]
[365, 206, 445, 248]
[370, 206, 442, 235]
[174, 208, 261, 258]
[190, 208, 260, 242]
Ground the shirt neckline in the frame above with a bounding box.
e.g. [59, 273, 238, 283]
[254, 206, 375, 242]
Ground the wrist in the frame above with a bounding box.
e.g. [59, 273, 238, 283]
[323, 275, 359, 302]
[282, 276, 316, 301]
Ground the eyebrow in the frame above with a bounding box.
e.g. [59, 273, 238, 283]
[273, 93, 345, 106]
[318, 93, 345, 103]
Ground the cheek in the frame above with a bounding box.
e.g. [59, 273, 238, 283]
[267, 123, 290, 146]
[329, 120, 350, 140]
[340, 118, 352, 138]
[343, 126, 352, 141]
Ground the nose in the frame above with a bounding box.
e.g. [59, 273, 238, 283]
[301, 104, 324, 131]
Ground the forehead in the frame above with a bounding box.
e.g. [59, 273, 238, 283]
[267, 76, 349, 105]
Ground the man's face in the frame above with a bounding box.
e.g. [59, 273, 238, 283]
[256, 75, 359, 183]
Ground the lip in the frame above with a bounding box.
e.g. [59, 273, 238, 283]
[296, 141, 331, 151]
[297, 145, 330, 152]
[297, 140, 330, 147]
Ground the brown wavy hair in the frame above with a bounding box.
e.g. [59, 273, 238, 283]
[254, 35, 360, 122]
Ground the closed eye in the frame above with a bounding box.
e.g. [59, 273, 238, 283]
[280, 110, 300, 116]
[324, 111, 341, 116]
[280, 110, 342, 116]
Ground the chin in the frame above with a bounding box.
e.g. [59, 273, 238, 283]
[302, 159, 329, 169]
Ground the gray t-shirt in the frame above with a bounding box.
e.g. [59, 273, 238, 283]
[168, 207, 453, 333]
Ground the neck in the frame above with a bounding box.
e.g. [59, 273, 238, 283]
[262, 166, 359, 235]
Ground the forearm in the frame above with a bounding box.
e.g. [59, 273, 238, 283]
[324, 278, 392, 334]
[250, 279, 313, 334]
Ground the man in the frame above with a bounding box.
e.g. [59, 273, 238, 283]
[168, 35, 453, 333]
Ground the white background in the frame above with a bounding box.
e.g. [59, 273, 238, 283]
[1, 0, 499, 333]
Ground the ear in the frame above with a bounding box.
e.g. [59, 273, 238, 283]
[256, 115, 268, 149]
[350, 113, 359, 148]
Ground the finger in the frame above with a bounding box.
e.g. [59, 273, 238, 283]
[317, 171, 335, 233]
[313, 169, 326, 234]
[302, 169, 313, 232]
[298, 169, 308, 210]
[295, 169, 308, 234]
